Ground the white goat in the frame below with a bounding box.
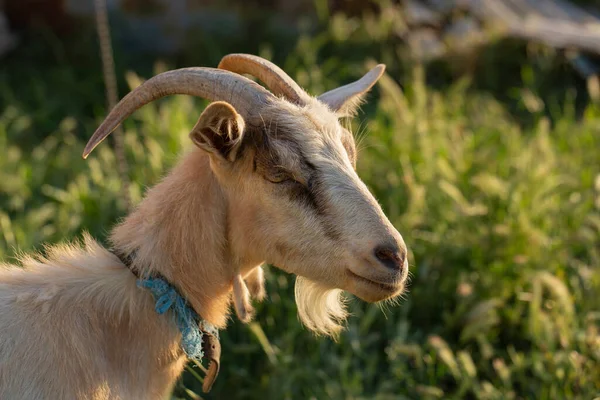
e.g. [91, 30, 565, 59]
[0, 54, 408, 399]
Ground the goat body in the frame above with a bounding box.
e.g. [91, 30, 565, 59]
[0, 152, 230, 399]
[0, 238, 184, 399]
[0, 54, 408, 399]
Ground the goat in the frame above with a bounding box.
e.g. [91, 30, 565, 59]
[0, 54, 409, 399]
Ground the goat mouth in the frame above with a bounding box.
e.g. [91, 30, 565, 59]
[346, 269, 399, 293]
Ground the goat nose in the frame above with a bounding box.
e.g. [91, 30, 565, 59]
[373, 245, 405, 271]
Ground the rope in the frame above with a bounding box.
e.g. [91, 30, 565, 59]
[93, 0, 132, 211]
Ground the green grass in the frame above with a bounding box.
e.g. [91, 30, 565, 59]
[1, 3, 599, 399]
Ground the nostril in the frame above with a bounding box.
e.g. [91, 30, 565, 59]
[374, 245, 405, 271]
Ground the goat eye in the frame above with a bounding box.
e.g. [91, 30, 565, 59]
[265, 168, 293, 184]
[266, 175, 290, 184]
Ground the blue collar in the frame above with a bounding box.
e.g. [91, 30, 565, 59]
[136, 276, 218, 360]
[112, 249, 218, 361]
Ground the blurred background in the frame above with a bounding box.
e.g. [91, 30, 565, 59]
[1, 0, 599, 398]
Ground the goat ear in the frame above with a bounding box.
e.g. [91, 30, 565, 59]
[190, 101, 245, 162]
[317, 64, 385, 116]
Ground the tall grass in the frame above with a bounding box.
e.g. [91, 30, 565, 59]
[1, 3, 599, 398]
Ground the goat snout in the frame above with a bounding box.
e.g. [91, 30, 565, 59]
[373, 244, 406, 272]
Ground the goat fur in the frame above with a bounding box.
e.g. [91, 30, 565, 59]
[0, 149, 260, 399]
[0, 60, 406, 399]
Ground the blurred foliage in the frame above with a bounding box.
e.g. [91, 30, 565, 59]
[1, 0, 600, 399]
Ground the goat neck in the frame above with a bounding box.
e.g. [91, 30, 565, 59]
[110, 148, 255, 328]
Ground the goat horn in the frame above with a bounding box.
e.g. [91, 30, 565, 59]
[82, 68, 274, 159]
[218, 53, 309, 105]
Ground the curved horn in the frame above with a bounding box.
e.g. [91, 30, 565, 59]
[317, 64, 386, 112]
[218, 54, 309, 105]
[82, 68, 273, 159]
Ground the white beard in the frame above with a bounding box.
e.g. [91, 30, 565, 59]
[294, 276, 348, 338]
